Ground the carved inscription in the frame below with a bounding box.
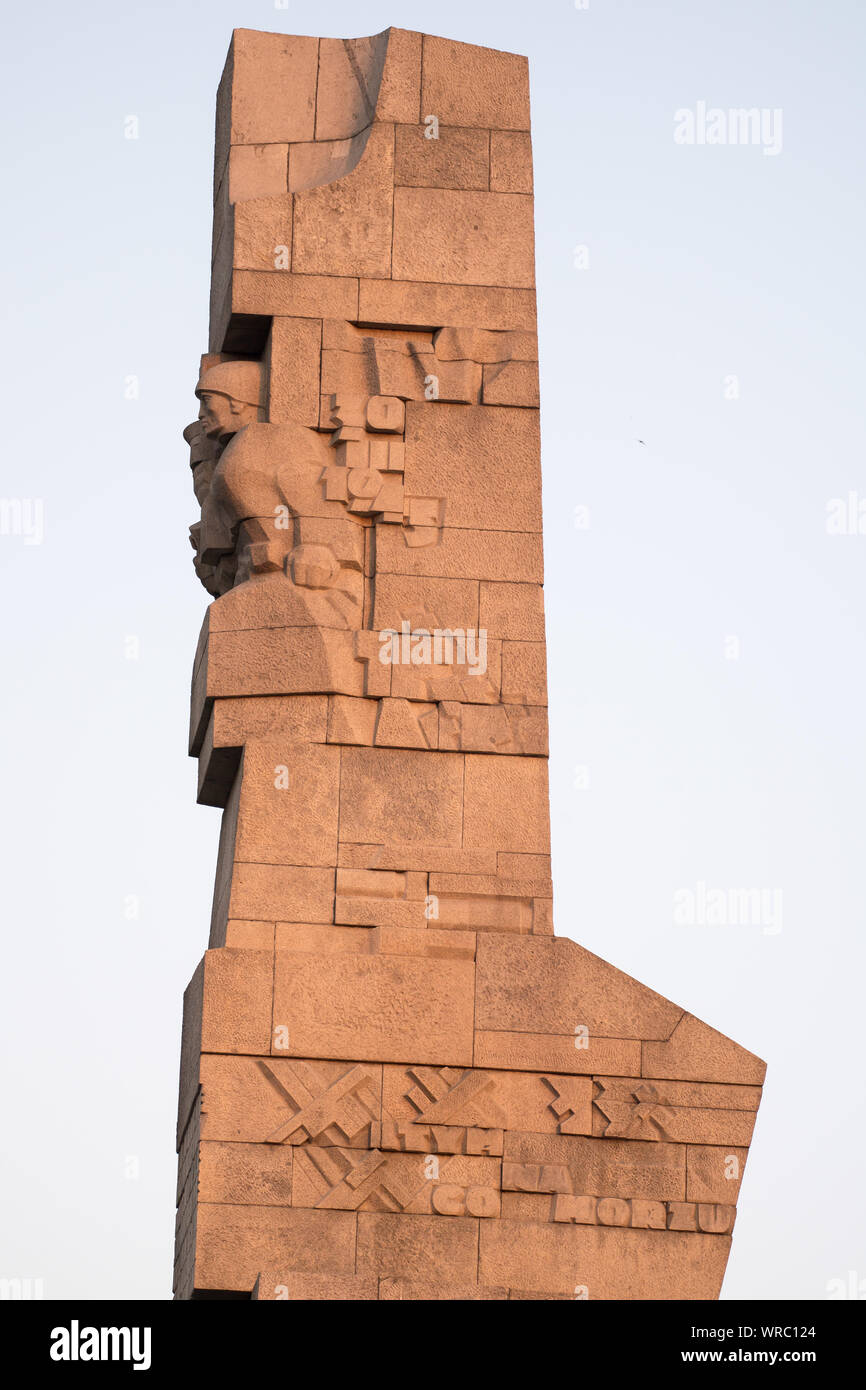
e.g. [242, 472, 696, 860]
[553, 1194, 736, 1235]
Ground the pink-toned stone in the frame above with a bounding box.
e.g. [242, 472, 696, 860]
[376, 29, 423, 124]
[393, 188, 535, 289]
[358, 278, 537, 332]
[232, 270, 359, 320]
[355, 1211, 479, 1282]
[267, 317, 321, 427]
[490, 131, 534, 193]
[338, 746, 464, 847]
[253, 1271, 378, 1300]
[228, 143, 287, 203]
[293, 123, 395, 279]
[224, 31, 318, 146]
[476, 934, 683, 1038]
[395, 123, 490, 190]
[178, 23, 764, 1305]
[272, 951, 475, 1064]
[643, 1013, 767, 1085]
[403, 402, 541, 532]
[421, 35, 531, 131]
[479, 1220, 731, 1299]
[197, 1140, 292, 1205]
[194, 1204, 355, 1293]
[474, 1031, 643, 1077]
[483, 359, 540, 407]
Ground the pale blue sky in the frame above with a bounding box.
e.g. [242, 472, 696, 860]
[1, 0, 864, 1299]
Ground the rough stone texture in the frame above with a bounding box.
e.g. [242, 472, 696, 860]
[174, 26, 764, 1302]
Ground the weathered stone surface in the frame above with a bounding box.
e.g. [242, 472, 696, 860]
[479, 1221, 730, 1299]
[393, 189, 535, 288]
[420, 35, 531, 131]
[490, 131, 534, 193]
[355, 1212, 479, 1282]
[194, 1204, 355, 1293]
[176, 23, 764, 1304]
[643, 1013, 767, 1085]
[503, 1131, 686, 1201]
[476, 935, 683, 1038]
[474, 1031, 642, 1077]
[272, 952, 475, 1064]
[198, 1055, 382, 1147]
[395, 124, 490, 190]
[293, 123, 395, 279]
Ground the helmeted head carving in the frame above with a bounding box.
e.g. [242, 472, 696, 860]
[195, 360, 265, 444]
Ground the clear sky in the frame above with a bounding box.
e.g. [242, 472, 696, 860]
[1, 0, 864, 1300]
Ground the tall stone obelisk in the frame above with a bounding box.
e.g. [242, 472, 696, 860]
[174, 27, 765, 1300]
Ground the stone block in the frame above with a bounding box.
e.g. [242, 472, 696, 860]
[383, 1065, 592, 1137]
[395, 123, 490, 190]
[643, 1013, 767, 1085]
[593, 1076, 758, 1146]
[198, 948, 274, 1056]
[199, 1055, 382, 1147]
[393, 188, 535, 288]
[373, 573, 480, 631]
[233, 270, 359, 320]
[194, 1204, 355, 1293]
[373, 698, 437, 749]
[479, 1220, 730, 1298]
[293, 123, 395, 279]
[358, 278, 537, 332]
[421, 35, 531, 131]
[272, 951, 475, 1063]
[490, 130, 533, 192]
[502, 1131, 685, 1201]
[232, 195, 292, 273]
[462, 754, 550, 852]
[253, 1271, 378, 1300]
[267, 317, 321, 427]
[210, 695, 329, 746]
[232, 740, 340, 868]
[225, 31, 318, 145]
[374, 926, 476, 961]
[476, 934, 683, 1038]
[483, 359, 540, 407]
[229, 863, 335, 924]
[686, 1145, 749, 1205]
[376, 29, 423, 124]
[438, 703, 548, 756]
[338, 843, 498, 875]
[275, 923, 372, 955]
[228, 143, 288, 202]
[355, 1211, 479, 1282]
[328, 695, 379, 746]
[197, 1140, 292, 1205]
[224, 920, 275, 950]
[374, 524, 544, 583]
[433, 326, 538, 363]
[378, 1278, 507, 1299]
[315, 34, 388, 140]
[338, 746, 464, 847]
[500, 641, 547, 705]
[403, 402, 541, 532]
[473, 1031, 643, 1077]
[480, 582, 545, 642]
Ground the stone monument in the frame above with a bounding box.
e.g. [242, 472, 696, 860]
[174, 27, 765, 1300]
